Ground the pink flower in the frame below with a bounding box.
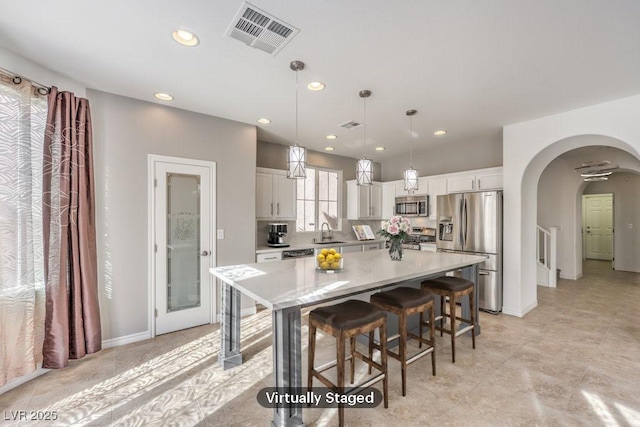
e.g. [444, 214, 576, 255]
[390, 216, 400, 224]
[387, 223, 400, 235]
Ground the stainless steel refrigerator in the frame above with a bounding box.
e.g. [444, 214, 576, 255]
[436, 191, 502, 312]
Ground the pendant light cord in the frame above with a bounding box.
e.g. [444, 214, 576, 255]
[409, 114, 413, 168]
[362, 96, 367, 158]
[295, 68, 299, 146]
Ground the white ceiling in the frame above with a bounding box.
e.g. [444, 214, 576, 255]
[2, 0, 640, 162]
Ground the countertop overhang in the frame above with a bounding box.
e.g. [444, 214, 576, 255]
[211, 250, 486, 310]
[256, 238, 387, 254]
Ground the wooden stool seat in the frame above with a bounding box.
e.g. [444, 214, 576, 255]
[310, 299, 387, 330]
[424, 276, 475, 292]
[370, 287, 436, 396]
[308, 300, 388, 427]
[421, 277, 475, 363]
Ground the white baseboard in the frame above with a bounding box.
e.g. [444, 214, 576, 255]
[502, 300, 537, 318]
[102, 330, 151, 349]
[560, 272, 582, 280]
[0, 367, 49, 395]
[215, 306, 257, 323]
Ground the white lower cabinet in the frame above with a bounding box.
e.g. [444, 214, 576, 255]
[362, 242, 383, 251]
[256, 252, 282, 263]
[342, 245, 363, 253]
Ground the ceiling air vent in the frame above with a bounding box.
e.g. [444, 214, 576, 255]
[225, 2, 299, 55]
[339, 120, 361, 130]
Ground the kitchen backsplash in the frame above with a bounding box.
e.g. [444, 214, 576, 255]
[257, 216, 435, 247]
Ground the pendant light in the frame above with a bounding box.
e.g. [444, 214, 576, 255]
[404, 109, 419, 194]
[356, 90, 373, 186]
[287, 60, 307, 179]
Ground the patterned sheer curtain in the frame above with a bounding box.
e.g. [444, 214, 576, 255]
[0, 71, 47, 387]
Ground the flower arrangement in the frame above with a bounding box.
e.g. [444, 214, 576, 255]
[378, 216, 411, 242]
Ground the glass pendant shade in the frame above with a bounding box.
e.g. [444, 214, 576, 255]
[404, 167, 419, 193]
[287, 144, 307, 179]
[356, 158, 373, 186]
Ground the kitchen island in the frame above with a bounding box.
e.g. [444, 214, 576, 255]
[210, 249, 486, 427]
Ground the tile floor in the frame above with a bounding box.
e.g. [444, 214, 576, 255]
[1, 260, 639, 426]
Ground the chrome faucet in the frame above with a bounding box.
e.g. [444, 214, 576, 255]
[321, 222, 332, 242]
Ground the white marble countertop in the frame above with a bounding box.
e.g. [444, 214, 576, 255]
[255, 238, 387, 254]
[211, 249, 486, 310]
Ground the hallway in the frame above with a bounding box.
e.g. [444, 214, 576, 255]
[1, 260, 639, 426]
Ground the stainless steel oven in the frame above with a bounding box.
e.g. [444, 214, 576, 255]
[395, 195, 429, 217]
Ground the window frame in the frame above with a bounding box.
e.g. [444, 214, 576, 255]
[296, 166, 342, 233]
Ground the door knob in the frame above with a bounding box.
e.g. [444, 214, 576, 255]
[201, 250, 210, 256]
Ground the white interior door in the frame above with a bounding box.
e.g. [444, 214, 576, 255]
[152, 157, 216, 335]
[584, 194, 613, 261]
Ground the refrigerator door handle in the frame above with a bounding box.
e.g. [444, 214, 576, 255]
[459, 197, 465, 246]
[463, 197, 468, 247]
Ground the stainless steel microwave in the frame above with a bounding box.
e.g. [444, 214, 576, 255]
[395, 195, 429, 217]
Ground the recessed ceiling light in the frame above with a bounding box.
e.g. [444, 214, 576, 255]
[172, 30, 199, 47]
[257, 118, 271, 124]
[326, 134, 337, 140]
[307, 81, 325, 91]
[375, 146, 385, 151]
[154, 92, 174, 101]
[324, 146, 335, 151]
[434, 130, 447, 136]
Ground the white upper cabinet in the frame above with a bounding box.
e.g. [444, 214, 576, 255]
[447, 173, 476, 193]
[446, 167, 503, 193]
[347, 180, 384, 220]
[382, 181, 395, 219]
[425, 177, 447, 220]
[394, 178, 428, 197]
[256, 168, 296, 220]
[475, 169, 503, 190]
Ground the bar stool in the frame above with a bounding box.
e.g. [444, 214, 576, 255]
[369, 287, 436, 396]
[308, 299, 388, 427]
[420, 277, 475, 363]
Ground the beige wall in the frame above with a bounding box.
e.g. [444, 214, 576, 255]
[381, 136, 503, 181]
[90, 90, 257, 340]
[257, 140, 381, 218]
[537, 157, 585, 279]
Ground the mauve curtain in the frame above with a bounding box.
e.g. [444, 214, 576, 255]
[42, 86, 101, 369]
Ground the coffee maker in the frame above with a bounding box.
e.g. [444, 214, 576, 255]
[267, 223, 289, 247]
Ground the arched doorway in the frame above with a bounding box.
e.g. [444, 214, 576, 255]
[503, 94, 640, 318]
[536, 143, 640, 286]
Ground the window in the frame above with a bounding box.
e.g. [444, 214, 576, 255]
[296, 167, 341, 232]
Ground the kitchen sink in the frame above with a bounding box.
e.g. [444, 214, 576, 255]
[315, 241, 346, 245]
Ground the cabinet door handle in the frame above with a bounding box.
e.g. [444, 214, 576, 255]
[277, 202, 280, 215]
[271, 203, 273, 215]
[478, 179, 481, 189]
[472, 179, 475, 190]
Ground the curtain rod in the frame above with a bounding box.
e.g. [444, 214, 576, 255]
[0, 66, 51, 94]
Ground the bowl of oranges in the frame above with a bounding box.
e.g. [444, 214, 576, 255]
[315, 247, 343, 273]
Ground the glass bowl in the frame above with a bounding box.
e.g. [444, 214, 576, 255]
[314, 247, 343, 273]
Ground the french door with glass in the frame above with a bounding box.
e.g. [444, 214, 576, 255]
[151, 156, 215, 335]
